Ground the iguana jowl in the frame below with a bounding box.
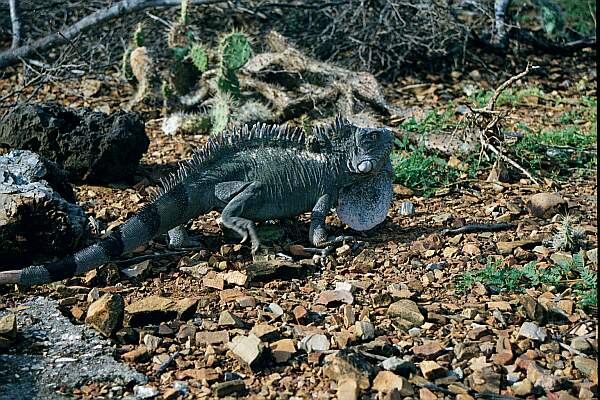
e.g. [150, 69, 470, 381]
[0, 118, 394, 286]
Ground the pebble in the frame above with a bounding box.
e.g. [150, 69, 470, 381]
[316, 289, 354, 306]
[372, 371, 414, 396]
[518, 322, 547, 342]
[270, 339, 296, 363]
[299, 333, 330, 353]
[419, 360, 447, 380]
[227, 334, 266, 371]
[337, 378, 360, 400]
[399, 201, 415, 216]
[133, 385, 159, 399]
[387, 299, 424, 327]
[85, 293, 124, 337]
[354, 321, 375, 341]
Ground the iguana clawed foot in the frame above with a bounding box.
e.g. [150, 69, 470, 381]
[167, 225, 205, 250]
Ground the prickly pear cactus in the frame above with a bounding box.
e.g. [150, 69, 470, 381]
[219, 32, 252, 71]
[217, 32, 252, 97]
[121, 23, 145, 82]
[133, 23, 145, 47]
[190, 44, 208, 73]
[210, 93, 233, 135]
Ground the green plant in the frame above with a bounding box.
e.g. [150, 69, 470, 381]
[455, 253, 597, 311]
[217, 32, 252, 97]
[551, 214, 586, 251]
[210, 92, 233, 135]
[190, 44, 209, 73]
[121, 23, 145, 82]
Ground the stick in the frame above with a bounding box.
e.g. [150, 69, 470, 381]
[8, 0, 22, 49]
[484, 141, 541, 185]
[0, 0, 224, 69]
[484, 64, 539, 112]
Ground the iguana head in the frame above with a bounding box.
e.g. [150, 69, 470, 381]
[347, 127, 394, 176]
[336, 125, 395, 232]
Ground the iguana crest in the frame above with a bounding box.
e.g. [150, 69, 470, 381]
[156, 116, 355, 197]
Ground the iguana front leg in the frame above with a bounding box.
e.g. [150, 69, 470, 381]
[309, 194, 332, 246]
[219, 181, 262, 253]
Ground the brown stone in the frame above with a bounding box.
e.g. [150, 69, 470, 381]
[412, 341, 444, 358]
[122, 346, 149, 363]
[419, 361, 446, 380]
[227, 334, 267, 371]
[195, 330, 230, 345]
[372, 371, 414, 396]
[526, 192, 567, 218]
[85, 293, 124, 337]
[316, 290, 354, 306]
[250, 323, 279, 341]
[271, 339, 296, 363]
[387, 300, 424, 327]
[293, 305, 309, 322]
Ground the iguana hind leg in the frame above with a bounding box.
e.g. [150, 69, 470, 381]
[219, 182, 262, 253]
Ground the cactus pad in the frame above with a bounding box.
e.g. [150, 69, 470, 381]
[219, 32, 252, 71]
[190, 44, 208, 73]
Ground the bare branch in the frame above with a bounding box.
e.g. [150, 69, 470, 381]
[0, 0, 224, 70]
[9, 0, 22, 49]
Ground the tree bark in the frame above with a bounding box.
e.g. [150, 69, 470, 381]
[0, 0, 222, 69]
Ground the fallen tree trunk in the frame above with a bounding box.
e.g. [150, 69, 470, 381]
[0, 0, 222, 69]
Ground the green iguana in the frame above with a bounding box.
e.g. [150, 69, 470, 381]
[0, 118, 394, 286]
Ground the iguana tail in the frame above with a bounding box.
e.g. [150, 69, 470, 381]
[0, 182, 197, 286]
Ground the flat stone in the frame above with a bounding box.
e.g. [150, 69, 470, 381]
[337, 378, 360, 400]
[496, 239, 539, 254]
[85, 293, 124, 337]
[250, 323, 279, 341]
[176, 368, 219, 382]
[381, 357, 417, 376]
[486, 301, 511, 311]
[518, 322, 547, 342]
[227, 334, 267, 371]
[412, 341, 444, 358]
[271, 339, 296, 363]
[203, 273, 225, 290]
[235, 296, 256, 308]
[218, 311, 245, 328]
[419, 361, 446, 380]
[354, 321, 375, 341]
[316, 290, 354, 306]
[323, 350, 376, 389]
[0, 313, 17, 341]
[122, 346, 150, 363]
[467, 369, 501, 394]
[125, 295, 176, 327]
[387, 300, 424, 327]
[142, 334, 161, 351]
[573, 355, 597, 379]
[527, 362, 564, 392]
[267, 303, 284, 317]
[134, 385, 159, 399]
[293, 305, 309, 322]
[224, 271, 248, 286]
[372, 371, 414, 396]
[520, 294, 546, 323]
[419, 387, 437, 400]
[219, 289, 244, 303]
[195, 330, 229, 345]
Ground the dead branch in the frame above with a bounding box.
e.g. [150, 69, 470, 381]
[0, 0, 224, 70]
[9, 0, 22, 49]
[483, 64, 540, 112]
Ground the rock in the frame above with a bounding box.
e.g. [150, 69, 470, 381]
[235, 295, 256, 308]
[496, 239, 540, 255]
[586, 248, 597, 265]
[387, 300, 425, 327]
[85, 293, 124, 337]
[381, 357, 417, 376]
[467, 369, 501, 394]
[518, 322, 547, 342]
[341, 304, 355, 328]
[323, 350, 376, 389]
[224, 270, 249, 286]
[486, 301, 511, 311]
[121, 260, 151, 279]
[218, 311, 246, 328]
[0, 313, 17, 349]
[293, 305, 308, 322]
[0, 150, 88, 264]
[125, 295, 195, 326]
[299, 333, 330, 353]
[316, 289, 354, 306]
[512, 379, 533, 396]
[250, 323, 279, 341]
[520, 294, 547, 323]
[526, 192, 567, 218]
[134, 385, 159, 399]
[203, 273, 225, 290]
[527, 362, 564, 392]
[227, 334, 268, 371]
[372, 371, 414, 396]
[267, 302, 284, 318]
[355, 321, 375, 341]
[573, 355, 597, 379]
[270, 339, 296, 363]
[0, 103, 148, 183]
[122, 346, 150, 363]
[142, 334, 162, 351]
[419, 360, 446, 380]
[196, 330, 230, 345]
[412, 341, 444, 358]
[336, 244, 352, 256]
[419, 387, 437, 400]
[337, 378, 360, 400]
[570, 337, 592, 353]
[352, 249, 376, 272]
[399, 201, 415, 216]
[212, 379, 246, 397]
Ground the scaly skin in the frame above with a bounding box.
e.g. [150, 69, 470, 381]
[0, 118, 393, 286]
